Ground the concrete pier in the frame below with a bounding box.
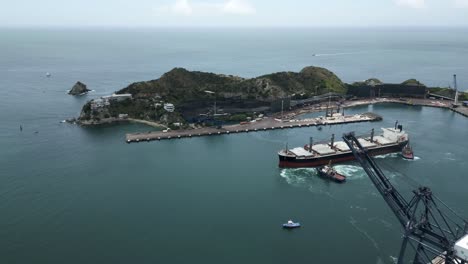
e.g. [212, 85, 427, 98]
[125, 112, 381, 143]
[343, 98, 468, 117]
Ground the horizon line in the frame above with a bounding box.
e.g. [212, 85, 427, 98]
[2, 25, 468, 29]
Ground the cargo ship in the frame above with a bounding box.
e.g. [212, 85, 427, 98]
[278, 122, 409, 168]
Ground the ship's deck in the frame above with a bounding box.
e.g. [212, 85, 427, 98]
[312, 144, 336, 155]
[282, 129, 407, 158]
[290, 147, 314, 157]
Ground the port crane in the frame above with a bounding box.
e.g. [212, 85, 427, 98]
[342, 132, 468, 264]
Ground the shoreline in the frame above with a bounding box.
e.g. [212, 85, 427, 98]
[77, 117, 168, 129]
[76, 97, 468, 130]
[281, 97, 468, 119]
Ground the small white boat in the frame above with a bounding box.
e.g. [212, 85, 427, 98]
[46, 72, 51, 77]
[283, 220, 301, 229]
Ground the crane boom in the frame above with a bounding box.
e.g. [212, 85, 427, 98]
[342, 132, 468, 264]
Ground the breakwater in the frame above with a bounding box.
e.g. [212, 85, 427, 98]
[126, 112, 381, 143]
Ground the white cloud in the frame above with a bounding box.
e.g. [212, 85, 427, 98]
[154, 0, 256, 16]
[172, 0, 193, 15]
[454, 0, 468, 8]
[222, 0, 256, 15]
[394, 0, 426, 8]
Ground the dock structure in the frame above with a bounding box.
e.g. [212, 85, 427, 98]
[344, 98, 468, 117]
[125, 112, 381, 143]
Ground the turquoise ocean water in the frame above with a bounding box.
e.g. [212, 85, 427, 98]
[1, 28, 467, 263]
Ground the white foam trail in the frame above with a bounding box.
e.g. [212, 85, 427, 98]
[279, 168, 316, 186]
[280, 168, 338, 198]
[333, 165, 366, 179]
[374, 153, 399, 159]
[351, 205, 368, 211]
[403, 156, 421, 161]
[443, 152, 456, 161]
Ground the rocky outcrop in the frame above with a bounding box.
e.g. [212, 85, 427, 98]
[68, 81, 90, 95]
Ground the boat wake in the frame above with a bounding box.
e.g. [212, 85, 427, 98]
[280, 168, 316, 186]
[334, 164, 399, 180]
[403, 156, 421, 161]
[280, 165, 370, 184]
[333, 165, 367, 180]
[279, 168, 337, 198]
[443, 152, 456, 161]
[374, 153, 399, 159]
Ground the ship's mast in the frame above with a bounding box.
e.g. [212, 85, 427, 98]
[309, 137, 313, 152]
[281, 99, 284, 121]
[455, 75, 458, 104]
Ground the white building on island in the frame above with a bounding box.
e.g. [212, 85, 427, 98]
[90, 93, 132, 110]
[164, 103, 175, 112]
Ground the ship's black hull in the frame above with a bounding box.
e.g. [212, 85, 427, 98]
[279, 141, 407, 168]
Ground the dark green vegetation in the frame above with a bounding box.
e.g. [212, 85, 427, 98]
[79, 66, 346, 125]
[428, 87, 468, 101]
[401, 79, 425, 86]
[117, 66, 346, 102]
[351, 78, 384, 86]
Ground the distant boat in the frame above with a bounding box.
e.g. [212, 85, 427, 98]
[46, 72, 51, 77]
[283, 220, 301, 229]
[312, 54, 317, 57]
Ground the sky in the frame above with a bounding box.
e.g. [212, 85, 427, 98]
[1, 0, 468, 27]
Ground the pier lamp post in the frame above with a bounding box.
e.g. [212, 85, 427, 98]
[204, 90, 216, 115]
[204, 90, 222, 128]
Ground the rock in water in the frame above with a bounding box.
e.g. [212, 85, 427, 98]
[68, 81, 90, 95]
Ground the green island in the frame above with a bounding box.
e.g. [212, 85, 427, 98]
[77, 66, 468, 128]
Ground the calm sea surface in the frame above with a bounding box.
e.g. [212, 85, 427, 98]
[1, 28, 467, 263]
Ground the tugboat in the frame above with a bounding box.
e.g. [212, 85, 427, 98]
[401, 141, 414, 160]
[317, 161, 346, 183]
[283, 220, 301, 229]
